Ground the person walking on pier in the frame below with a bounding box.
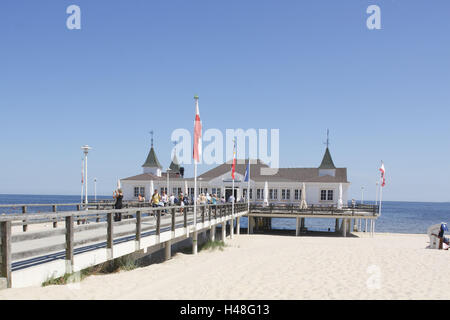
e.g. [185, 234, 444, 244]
[151, 189, 161, 208]
[113, 189, 123, 222]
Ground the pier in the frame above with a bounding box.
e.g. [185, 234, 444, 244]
[0, 202, 379, 289]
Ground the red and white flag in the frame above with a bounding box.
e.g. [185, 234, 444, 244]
[231, 139, 236, 180]
[379, 161, 386, 187]
[193, 96, 202, 163]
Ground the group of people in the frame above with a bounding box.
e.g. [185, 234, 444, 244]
[150, 190, 190, 208]
[112, 188, 238, 221]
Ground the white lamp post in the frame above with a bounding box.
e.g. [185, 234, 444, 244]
[361, 186, 364, 205]
[81, 145, 92, 208]
[94, 178, 97, 202]
[166, 168, 171, 195]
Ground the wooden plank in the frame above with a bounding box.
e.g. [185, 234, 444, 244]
[73, 235, 108, 247]
[0, 221, 12, 288]
[184, 208, 187, 228]
[13, 243, 66, 261]
[12, 228, 66, 243]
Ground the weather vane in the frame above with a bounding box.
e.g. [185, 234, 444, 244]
[149, 130, 154, 148]
[324, 129, 330, 148]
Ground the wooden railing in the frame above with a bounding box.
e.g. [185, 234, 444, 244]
[0, 203, 247, 289]
[0, 201, 163, 232]
[249, 203, 379, 216]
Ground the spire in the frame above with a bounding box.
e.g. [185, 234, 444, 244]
[169, 141, 180, 173]
[319, 129, 336, 169]
[319, 147, 336, 169]
[142, 131, 162, 169]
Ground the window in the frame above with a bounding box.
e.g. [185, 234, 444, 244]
[190, 188, 194, 196]
[160, 187, 167, 195]
[212, 188, 221, 197]
[134, 187, 145, 198]
[256, 189, 262, 200]
[294, 189, 301, 200]
[327, 190, 333, 201]
[269, 189, 278, 200]
[281, 189, 291, 200]
[243, 189, 252, 200]
[321, 190, 334, 201]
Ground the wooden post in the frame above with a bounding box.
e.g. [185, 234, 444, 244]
[22, 206, 27, 232]
[222, 222, 226, 241]
[135, 211, 141, 251]
[208, 206, 212, 222]
[184, 207, 187, 228]
[236, 217, 240, 235]
[156, 210, 161, 238]
[171, 208, 176, 232]
[335, 218, 339, 232]
[76, 205, 81, 225]
[65, 216, 74, 274]
[343, 218, 347, 237]
[210, 225, 216, 241]
[96, 205, 100, 223]
[296, 217, 300, 236]
[202, 206, 205, 223]
[107, 212, 113, 260]
[0, 221, 12, 288]
[52, 205, 58, 228]
[165, 240, 171, 260]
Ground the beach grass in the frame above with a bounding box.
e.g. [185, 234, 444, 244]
[42, 256, 140, 286]
[199, 240, 227, 252]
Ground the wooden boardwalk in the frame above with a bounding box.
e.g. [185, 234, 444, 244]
[0, 202, 379, 289]
[0, 203, 248, 289]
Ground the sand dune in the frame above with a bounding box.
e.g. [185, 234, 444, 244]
[0, 233, 449, 300]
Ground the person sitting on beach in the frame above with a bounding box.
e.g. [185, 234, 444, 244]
[113, 189, 123, 222]
[151, 189, 161, 208]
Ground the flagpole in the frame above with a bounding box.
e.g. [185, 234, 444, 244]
[192, 95, 200, 255]
[247, 160, 251, 211]
[81, 158, 84, 204]
[378, 177, 383, 217]
[231, 174, 235, 239]
[247, 160, 251, 234]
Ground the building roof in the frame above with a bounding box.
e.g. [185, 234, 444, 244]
[142, 147, 162, 169]
[122, 173, 194, 182]
[318, 148, 336, 169]
[169, 154, 180, 173]
[198, 159, 347, 183]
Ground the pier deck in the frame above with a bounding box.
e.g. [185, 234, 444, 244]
[0, 202, 379, 289]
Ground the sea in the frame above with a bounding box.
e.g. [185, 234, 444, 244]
[0, 194, 449, 234]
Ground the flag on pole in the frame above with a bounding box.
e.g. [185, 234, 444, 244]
[231, 139, 236, 180]
[193, 96, 202, 163]
[379, 162, 386, 187]
[244, 163, 250, 182]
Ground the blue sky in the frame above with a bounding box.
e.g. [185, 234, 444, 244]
[1, 0, 449, 201]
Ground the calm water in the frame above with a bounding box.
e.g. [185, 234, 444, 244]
[1, 195, 449, 234]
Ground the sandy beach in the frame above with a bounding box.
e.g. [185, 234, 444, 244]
[0, 232, 449, 300]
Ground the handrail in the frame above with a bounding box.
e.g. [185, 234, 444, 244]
[0, 202, 248, 289]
